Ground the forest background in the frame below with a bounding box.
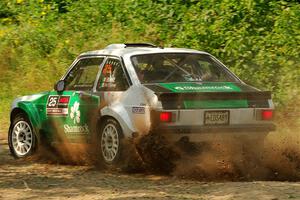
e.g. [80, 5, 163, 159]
[0, 0, 299, 129]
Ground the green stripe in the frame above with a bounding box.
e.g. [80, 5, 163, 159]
[159, 82, 241, 93]
[183, 100, 248, 109]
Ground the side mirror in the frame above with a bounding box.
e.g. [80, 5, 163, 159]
[54, 80, 65, 92]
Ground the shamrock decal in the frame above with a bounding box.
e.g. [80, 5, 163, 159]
[70, 101, 80, 124]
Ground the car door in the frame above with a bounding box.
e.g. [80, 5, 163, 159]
[95, 57, 130, 114]
[45, 57, 104, 143]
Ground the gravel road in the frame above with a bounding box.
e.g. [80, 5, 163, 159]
[1, 131, 300, 200]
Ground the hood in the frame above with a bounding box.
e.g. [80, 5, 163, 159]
[11, 92, 49, 109]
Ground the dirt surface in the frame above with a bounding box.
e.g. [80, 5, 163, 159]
[2, 131, 300, 200]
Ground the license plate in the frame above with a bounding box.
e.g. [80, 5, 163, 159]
[204, 111, 229, 125]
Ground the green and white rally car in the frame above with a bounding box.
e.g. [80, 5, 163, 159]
[8, 43, 276, 165]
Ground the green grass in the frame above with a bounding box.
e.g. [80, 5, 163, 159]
[0, 0, 299, 131]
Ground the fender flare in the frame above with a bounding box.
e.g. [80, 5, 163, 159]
[100, 104, 136, 138]
[10, 102, 42, 142]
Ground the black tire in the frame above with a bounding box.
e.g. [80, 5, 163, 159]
[8, 113, 37, 158]
[97, 118, 124, 167]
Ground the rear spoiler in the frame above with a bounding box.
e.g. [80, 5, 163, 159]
[157, 91, 272, 101]
[156, 91, 272, 109]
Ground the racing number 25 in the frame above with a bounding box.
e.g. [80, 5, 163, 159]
[47, 96, 59, 108]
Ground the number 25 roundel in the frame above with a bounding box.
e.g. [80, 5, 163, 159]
[46, 95, 70, 116]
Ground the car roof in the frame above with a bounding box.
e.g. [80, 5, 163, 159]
[79, 43, 210, 58]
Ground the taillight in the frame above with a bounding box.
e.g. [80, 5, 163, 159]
[160, 112, 172, 122]
[262, 110, 273, 120]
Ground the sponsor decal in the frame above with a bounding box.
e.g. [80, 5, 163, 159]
[64, 124, 89, 134]
[64, 101, 89, 134]
[174, 85, 233, 91]
[159, 82, 242, 93]
[132, 107, 145, 114]
[47, 95, 70, 116]
[70, 101, 80, 124]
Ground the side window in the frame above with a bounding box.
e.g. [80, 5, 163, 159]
[64, 57, 104, 91]
[97, 58, 129, 91]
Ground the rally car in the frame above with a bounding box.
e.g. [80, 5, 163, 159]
[8, 43, 276, 165]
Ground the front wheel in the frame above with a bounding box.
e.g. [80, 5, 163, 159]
[98, 118, 123, 166]
[8, 113, 37, 158]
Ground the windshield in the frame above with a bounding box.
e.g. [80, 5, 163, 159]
[131, 53, 238, 83]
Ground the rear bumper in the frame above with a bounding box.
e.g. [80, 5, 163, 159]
[151, 123, 276, 142]
[153, 123, 276, 134]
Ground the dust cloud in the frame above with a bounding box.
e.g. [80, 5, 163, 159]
[28, 120, 300, 182]
[172, 126, 300, 181]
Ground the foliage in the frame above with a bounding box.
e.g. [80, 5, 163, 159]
[0, 0, 299, 126]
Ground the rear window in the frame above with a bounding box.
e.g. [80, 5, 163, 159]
[131, 53, 238, 83]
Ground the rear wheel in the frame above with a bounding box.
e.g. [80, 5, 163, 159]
[8, 113, 37, 158]
[98, 118, 123, 166]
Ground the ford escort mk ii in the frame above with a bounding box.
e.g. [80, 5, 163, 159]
[8, 43, 276, 165]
